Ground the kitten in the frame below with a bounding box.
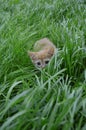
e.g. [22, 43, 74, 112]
[28, 38, 56, 68]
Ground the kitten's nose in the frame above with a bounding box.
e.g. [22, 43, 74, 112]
[41, 65, 45, 69]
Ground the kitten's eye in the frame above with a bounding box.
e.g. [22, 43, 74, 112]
[45, 60, 49, 64]
[36, 61, 41, 66]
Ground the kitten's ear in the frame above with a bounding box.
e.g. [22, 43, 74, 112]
[28, 51, 36, 60]
[47, 48, 54, 57]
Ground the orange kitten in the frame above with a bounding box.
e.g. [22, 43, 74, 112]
[28, 38, 56, 68]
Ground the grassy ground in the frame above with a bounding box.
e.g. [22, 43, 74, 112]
[0, 0, 86, 130]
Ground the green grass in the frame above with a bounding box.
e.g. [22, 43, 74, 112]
[0, 0, 86, 130]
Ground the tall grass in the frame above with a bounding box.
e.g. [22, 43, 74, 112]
[0, 0, 86, 130]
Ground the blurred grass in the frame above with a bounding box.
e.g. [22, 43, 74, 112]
[0, 0, 86, 130]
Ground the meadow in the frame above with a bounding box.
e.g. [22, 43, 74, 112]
[0, 0, 86, 130]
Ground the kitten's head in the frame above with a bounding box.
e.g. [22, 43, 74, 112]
[28, 49, 54, 68]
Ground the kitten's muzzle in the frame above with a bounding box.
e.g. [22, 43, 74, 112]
[41, 64, 45, 69]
